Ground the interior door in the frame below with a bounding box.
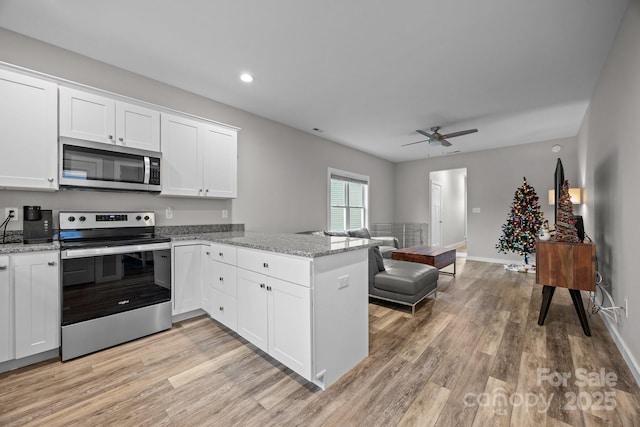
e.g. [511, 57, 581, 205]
[431, 182, 443, 246]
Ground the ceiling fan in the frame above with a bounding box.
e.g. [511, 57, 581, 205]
[403, 126, 478, 147]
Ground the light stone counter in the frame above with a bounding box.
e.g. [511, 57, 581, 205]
[0, 241, 60, 254]
[166, 231, 381, 258]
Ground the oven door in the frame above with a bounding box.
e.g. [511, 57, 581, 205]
[61, 242, 171, 326]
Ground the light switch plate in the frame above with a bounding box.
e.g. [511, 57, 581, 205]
[472, 207, 481, 214]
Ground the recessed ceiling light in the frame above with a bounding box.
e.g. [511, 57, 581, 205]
[240, 73, 254, 83]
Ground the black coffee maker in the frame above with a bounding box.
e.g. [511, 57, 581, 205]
[23, 206, 53, 244]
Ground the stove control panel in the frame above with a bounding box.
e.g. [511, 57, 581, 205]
[60, 211, 156, 229]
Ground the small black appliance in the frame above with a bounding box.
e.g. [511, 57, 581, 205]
[23, 206, 53, 244]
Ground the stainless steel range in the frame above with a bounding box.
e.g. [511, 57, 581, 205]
[59, 211, 172, 361]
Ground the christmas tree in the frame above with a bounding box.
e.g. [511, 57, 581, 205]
[553, 180, 580, 243]
[496, 177, 544, 264]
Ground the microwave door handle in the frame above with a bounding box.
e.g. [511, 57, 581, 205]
[144, 156, 151, 184]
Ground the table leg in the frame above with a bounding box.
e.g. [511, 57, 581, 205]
[538, 285, 556, 326]
[569, 289, 591, 336]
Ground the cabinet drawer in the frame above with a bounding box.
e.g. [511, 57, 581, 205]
[209, 261, 237, 296]
[206, 243, 237, 265]
[237, 248, 311, 286]
[209, 288, 237, 331]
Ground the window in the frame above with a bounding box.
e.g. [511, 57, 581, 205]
[328, 168, 369, 231]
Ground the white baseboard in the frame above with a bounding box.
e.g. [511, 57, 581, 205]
[598, 312, 640, 387]
[465, 256, 524, 265]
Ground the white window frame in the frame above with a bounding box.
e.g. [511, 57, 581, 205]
[327, 167, 370, 231]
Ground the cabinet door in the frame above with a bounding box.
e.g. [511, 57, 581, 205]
[237, 269, 269, 352]
[59, 87, 116, 144]
[203, 124, 237, 198]
[13, 252, 60, 359]
[0, 69, 58, 190]
[173, 245, 203, 315]
[268, 277, 311, 378]
[160, 114, 203, 197]
[209, 288, 237, 331]
[0, 256, 10, 363]
[116, 101, 160, 151]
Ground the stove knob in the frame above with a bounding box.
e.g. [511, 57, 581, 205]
[68, 216, 76, 222]
[136, 215, 142, 221]
[144, 215, 150, 221]
[79, 216, 86, 222]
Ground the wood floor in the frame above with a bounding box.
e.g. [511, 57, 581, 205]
[1, 259, 639, 426]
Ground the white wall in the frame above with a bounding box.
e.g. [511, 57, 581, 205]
[0, 28, 395, 232]
[395, 138, 579, 262]
[430, 168, 466, 247]
[577, 0, 640, 381]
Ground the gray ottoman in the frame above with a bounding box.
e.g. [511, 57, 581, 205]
[370, 259, 439, 315]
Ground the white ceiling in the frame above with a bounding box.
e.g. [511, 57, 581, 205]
[0, 0, 629, 162]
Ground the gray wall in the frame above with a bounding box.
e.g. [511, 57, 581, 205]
[577, 0, 640, 378]
[0, 28, 395, 233]
[395, 137, 579, 262]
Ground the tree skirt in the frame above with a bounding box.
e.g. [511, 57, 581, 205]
[503, 262, 536, 274]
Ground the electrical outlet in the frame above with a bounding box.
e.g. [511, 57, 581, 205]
[4, 207, 19, 222]
[338, 275, 350, 290]
[165, 207, 173, 220]
[222, 210, 228, 219]
[624, 297, 628, 318]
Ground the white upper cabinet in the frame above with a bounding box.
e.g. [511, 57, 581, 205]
[0, 68, 58, 191]
[203, 124, 238, 198]
[161, 113, 238, 198]
[60, 87, 160, 152]
[161, 114, 203, 197]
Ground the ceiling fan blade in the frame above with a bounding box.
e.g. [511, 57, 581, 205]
[440, 139, 453, 147]
[416, 129, 434, 139]
[440, 129, 478, 139]
[402, 139, 428, 147]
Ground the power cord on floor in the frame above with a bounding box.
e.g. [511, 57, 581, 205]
[588, 252, 625, 323]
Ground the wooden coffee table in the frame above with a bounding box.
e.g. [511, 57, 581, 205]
[392, 245, 457, 276]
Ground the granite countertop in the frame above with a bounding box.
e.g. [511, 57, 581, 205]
[0, 231, 379, 258]
[167, 231, 380, 258]
[0, 241, 60, 254]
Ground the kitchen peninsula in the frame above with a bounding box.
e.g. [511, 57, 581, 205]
[168, 231, 376, 390]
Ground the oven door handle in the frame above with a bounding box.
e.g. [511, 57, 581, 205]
[61, 242, 172, 259]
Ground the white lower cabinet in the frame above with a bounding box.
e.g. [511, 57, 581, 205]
[204, 244, 238, 331]
[237, 250, 312, 380]
[172, 241, 369, 390]
[0, 256, 10, 363]
[172, 244, 203, 316]
[11, 251, 60, 359]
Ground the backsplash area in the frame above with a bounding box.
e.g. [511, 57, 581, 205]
[156, 223, 244, 235]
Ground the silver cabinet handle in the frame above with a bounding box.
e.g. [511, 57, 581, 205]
[219, 277, 224, 282]
[119, 137, 124, 142]
[266, 286, 272, 291]
[263, 262, 269, 268]
[219, 252, 223, 257]
[205, 189, 209, 193]
[219, 306, 224, 311]
[205, 251, 210, 255]
[48, 261, 56, 266]
[108, 135, 114, 140]
[48, 177, 54, 182]
[0, 265, 7, 270]
[260, 283, 265, 289]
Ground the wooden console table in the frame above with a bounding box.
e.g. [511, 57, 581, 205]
[392, 245, 456, 276]
[536, 240, 596, 336]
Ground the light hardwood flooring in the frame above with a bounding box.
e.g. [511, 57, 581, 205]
[1, 259, 639, 426]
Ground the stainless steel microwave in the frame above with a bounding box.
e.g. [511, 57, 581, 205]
[59, 139, 162, 192]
